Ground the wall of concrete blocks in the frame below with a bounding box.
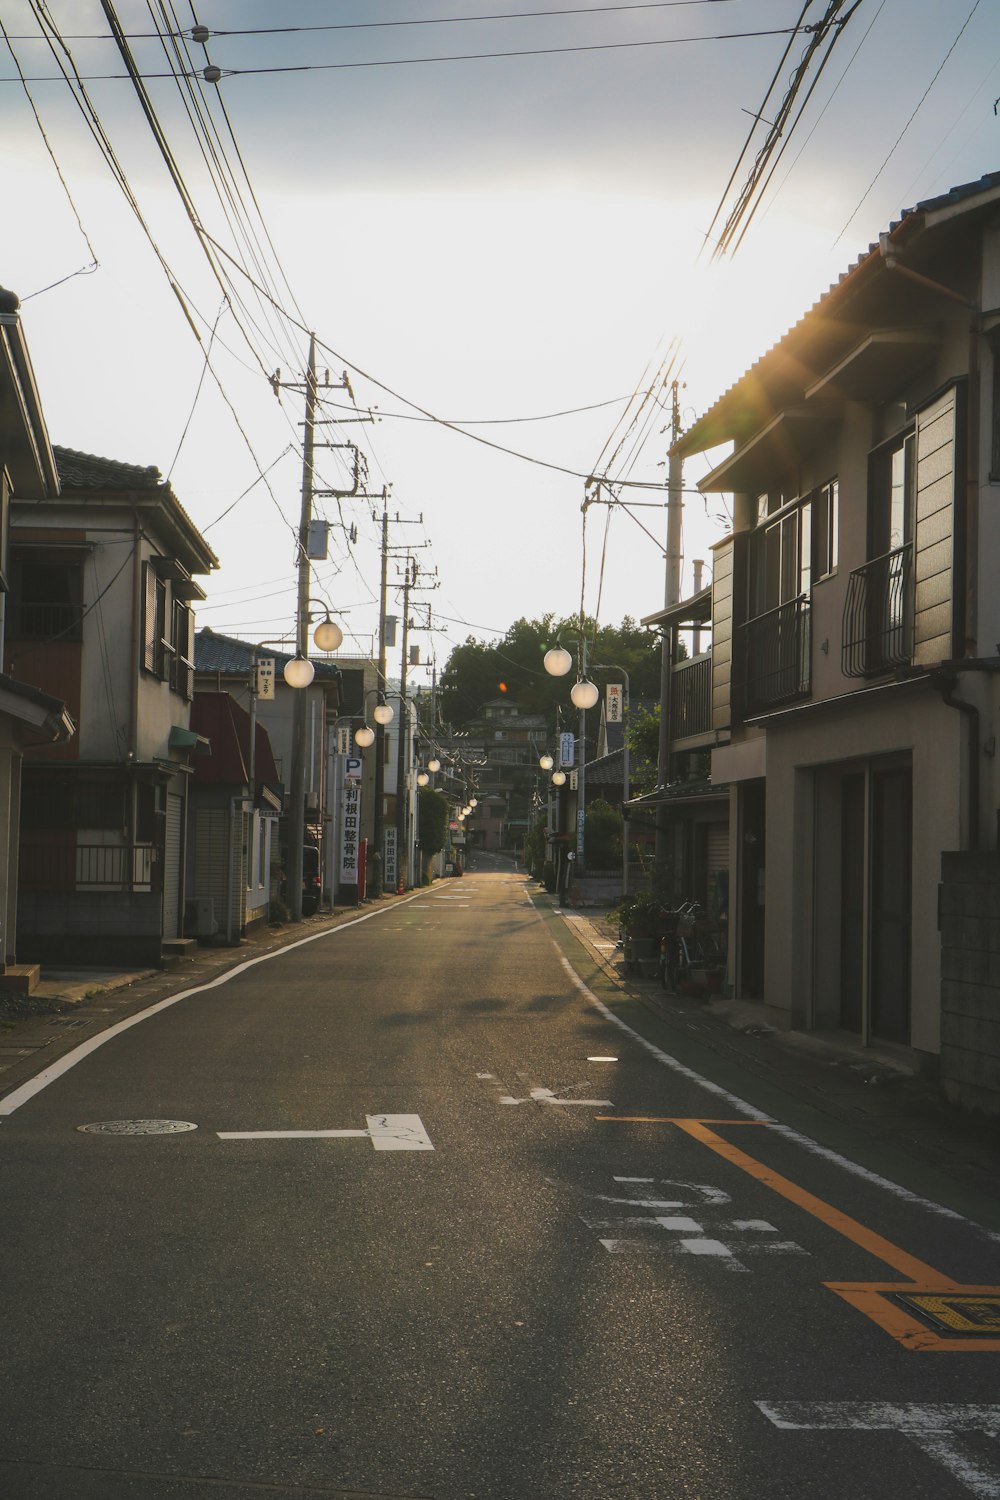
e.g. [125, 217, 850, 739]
[940, 852, 1000, 1116]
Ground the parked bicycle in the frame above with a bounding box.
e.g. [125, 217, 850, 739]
[659, 900, 726, 992]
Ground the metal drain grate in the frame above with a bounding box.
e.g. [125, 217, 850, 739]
[895, 1292, 1000, 1334]
[77, 1119, 198, 1136]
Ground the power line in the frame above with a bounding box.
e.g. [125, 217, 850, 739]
[833, 0, 986, 247]
[0, 23, 822, 81]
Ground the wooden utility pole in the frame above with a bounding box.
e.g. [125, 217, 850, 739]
[372, 493, 390, 895]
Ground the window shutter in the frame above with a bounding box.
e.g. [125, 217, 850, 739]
[143, 562, 158, 672]
[912, 386, 957, 667]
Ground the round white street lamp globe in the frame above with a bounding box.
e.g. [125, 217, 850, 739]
[543, 645, 573, 677]
[354, 723, 375, 748]
[539, 753, 553, 771]
[570, 678, 600, 710]
[313, 617, 343, 652]
[417, 771, 430, 787]
[372, 702, 394, 726]
[283, 655, 315, 689]
[427, 757, 441, 773]
[469, 797, 478, 808]
[551, 770, 567, 787]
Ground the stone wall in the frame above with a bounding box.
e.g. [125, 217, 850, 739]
[940, 851, 1000, 1116]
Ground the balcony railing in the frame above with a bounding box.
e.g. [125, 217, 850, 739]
[670, 652, 712, 740]
[743, 595, 811, 714]
[842, 543, 913, 678]
[19, 843, 159, 892]
[7, 601, 84, 641]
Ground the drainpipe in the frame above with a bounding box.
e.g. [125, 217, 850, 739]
[937, 674, 980, 852]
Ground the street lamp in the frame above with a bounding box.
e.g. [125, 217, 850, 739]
[417, 770, 430, 787]
[313, 615, 343, 653]
[427, 756, 441, 773]
[544, 636, 597, 875]
[539, 753, 554, 771]
[551, 770, 567, 787]
[354, 723, 375, 749]
[283, 654, 315, 689]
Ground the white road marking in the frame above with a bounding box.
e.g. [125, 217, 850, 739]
[216, 1113, 434, 1151]
[0, 891, 430, 1118]
[367, 1113, 434, 1151]
[218, 1129, 370, 1140]
[546, 928, 1000, 1246]
[756, 1404, 1000, 1498]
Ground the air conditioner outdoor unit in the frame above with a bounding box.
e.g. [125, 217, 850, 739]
[185, 896, 218, 937]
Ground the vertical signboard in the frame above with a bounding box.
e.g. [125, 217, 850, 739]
[340, 780, 362, 885]
[559, 731, 575, 768]
[336, 725, 353, 755]
[384, 825, 398, 891]
[256, 657, 275, 701]
[606, 683, 623, 724]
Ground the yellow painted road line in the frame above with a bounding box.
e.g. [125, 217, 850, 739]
[668, 1118, 953, 1286]
[597, 1114, 1000, 1349]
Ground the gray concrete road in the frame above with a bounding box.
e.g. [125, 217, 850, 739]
[1, 870, 999, 1499]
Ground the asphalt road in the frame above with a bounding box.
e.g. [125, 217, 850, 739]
[1, 870, 999, 1499]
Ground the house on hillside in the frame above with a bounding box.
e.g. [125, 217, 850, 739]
[6, 444, 218, 967]
[672, 171, 1000, 1104]
[0, 288, 75, 988]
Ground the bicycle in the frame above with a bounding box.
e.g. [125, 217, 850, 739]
[660, 900, 725, 991]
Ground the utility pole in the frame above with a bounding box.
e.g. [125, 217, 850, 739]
[394, 556, 416, 891]
[287, 333, 318, 922]
[655, 379, 683, 874]
[372, 493, 390, 896]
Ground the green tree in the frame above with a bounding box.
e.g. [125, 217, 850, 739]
[440, 614, 664, 730]
[625, 704, 660, 794]
[584, 797, 622, 869]
[417, 787, 448, 882]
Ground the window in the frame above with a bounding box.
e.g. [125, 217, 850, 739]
[812, 480, 839, 582]
[10, 557, 83, 640]
[170, 599, 194, 699]
[869, 431, 915, 557]
[21, 776, 125, 831]
[748, 479, 838, 616]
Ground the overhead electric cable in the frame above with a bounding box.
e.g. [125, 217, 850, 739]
[0, 17, 99, 295]
[834, 0, 985, 247]
[0, 23, 824, 81]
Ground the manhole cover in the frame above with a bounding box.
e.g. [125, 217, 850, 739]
[77, 1119, 198, 1136]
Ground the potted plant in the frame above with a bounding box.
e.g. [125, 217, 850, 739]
[618, 890, 664, 976]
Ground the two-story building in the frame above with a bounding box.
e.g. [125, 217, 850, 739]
[0, 288, 75, 987]
[673, 171, 1000, 1073]
[6, 446, 218, 967]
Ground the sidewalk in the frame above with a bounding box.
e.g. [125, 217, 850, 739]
[544, 892, 1000, 1202]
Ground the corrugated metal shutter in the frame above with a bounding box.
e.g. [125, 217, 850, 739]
[163, 792, 183, 937]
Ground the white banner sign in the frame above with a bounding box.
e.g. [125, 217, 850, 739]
[606, 683, 623, 724]
[340, 780, 361, 884]
[337, 725, 353, 755]
[384, 825, 397, 889]
[559, 731, 575, 768]
[256, 657, 275, 701]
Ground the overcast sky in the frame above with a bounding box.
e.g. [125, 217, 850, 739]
[2, 0, 998, 682]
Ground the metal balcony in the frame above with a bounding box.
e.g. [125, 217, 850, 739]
[670, 652, 712, 742]
[743, 595, 811, 714]
[842, 543, 913, 678]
